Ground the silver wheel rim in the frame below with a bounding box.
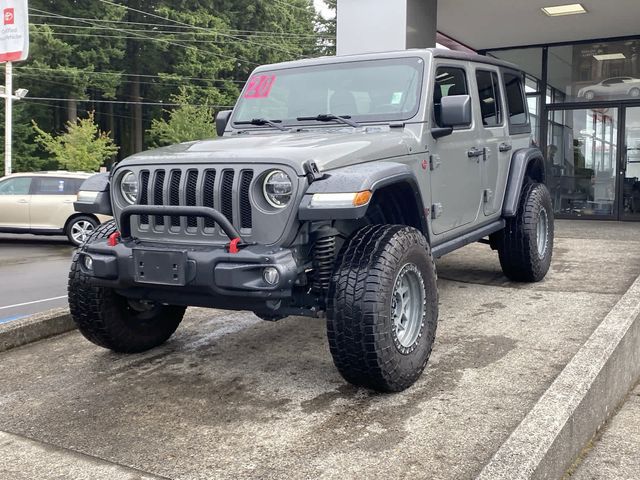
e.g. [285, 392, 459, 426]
[537, 208, 549, 258]
[630, 88, 640, 98]
[71, 220, 95, 244]
[391, 263, 426, 352]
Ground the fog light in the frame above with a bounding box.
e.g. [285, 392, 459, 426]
[263, 267, 280, 286]
[83, 255, 94, 271]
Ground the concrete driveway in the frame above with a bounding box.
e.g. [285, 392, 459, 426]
[0, 221, 639, 479]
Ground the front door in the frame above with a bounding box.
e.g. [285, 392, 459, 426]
[429, 63, 483, 236]
[620, 106, 640, 220]
[0, 176, 32, 228]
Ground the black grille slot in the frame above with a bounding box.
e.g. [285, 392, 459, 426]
[185, 170, 198, 228]
[169, 170, 182, 227]
[239, 170, 253, 229]
[153, 170, 165, 226]
[221, 170, 235, 224]
[139, 171, 149, 225]
[202, 170, 216, 229]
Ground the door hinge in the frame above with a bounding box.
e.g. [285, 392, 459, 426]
[431, 203, 443, 219]
[430, 154, 441, 171]
[483, 189, 494, 203]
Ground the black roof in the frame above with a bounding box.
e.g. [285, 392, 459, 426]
[430, 48, 521, 72]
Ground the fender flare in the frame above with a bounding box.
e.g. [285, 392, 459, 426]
[298, 161, 429, 234]
[502, 148, 546, 217]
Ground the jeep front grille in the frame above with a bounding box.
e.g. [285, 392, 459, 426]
[135, 166, 254, 238]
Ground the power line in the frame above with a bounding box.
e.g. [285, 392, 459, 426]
[28, 16, 335, 38]
[33, 29, 316, 52]
[24, 96, 234, 108]
[13, 65, 247, 85]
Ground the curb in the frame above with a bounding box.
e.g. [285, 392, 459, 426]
[477, 274, 640, 480]
[0, 308, 76, 353]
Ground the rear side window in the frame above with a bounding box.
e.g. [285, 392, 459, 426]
[504, 72, 528, 125]
[33, 177, 76, 195]
[434, 66, 470, 127]
[476, 70, 503, 127]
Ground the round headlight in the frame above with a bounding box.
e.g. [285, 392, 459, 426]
[263, 170, 293, 209]
[120, 171, 139, 204]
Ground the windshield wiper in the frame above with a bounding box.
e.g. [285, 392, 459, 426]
[296, 114, 360, 128]
[233, 118, 288, 131]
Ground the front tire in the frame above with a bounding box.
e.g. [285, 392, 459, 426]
[68, 221, 186, 353]
[327, 225, 438, 393]
[629, 87, 640, 98]
[497, 182, 554, 282]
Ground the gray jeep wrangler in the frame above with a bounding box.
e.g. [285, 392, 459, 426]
[70, 49, 553, 392]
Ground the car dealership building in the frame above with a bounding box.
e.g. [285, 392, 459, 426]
[337, 0, 640, 221]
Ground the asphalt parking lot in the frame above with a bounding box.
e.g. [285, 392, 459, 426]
[0, 234, 74, 322]
[1, 220, 639, 479]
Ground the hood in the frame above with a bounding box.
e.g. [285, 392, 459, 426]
[121, 127, 419, 175]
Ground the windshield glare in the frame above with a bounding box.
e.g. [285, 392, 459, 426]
[233, 57, 424, 126]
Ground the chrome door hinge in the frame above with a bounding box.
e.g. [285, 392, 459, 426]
[431, 203, 443, 219]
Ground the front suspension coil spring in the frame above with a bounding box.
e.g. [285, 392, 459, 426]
[312, 235, 336, 294]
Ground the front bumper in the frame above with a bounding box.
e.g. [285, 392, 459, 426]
[81, 239, 301, 308]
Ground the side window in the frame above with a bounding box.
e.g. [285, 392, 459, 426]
[504, 72, 528, 126]
[63, 178, 84, 195]
[434, 66, 470, 127]
[0, 177, 32, 195]
[476, 70, 503, 127]
[33, 177, 69, 195]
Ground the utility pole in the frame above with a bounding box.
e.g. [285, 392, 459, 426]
[4, 61, 12, 177]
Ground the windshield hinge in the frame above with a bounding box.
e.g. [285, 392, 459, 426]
[304, 161, 324, 184]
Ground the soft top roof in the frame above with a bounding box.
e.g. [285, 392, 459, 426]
[252, 48, 522, 75]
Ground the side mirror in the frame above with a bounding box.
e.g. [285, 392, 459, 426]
[216, 110, 232, 137]
[441, 95, 472, 127]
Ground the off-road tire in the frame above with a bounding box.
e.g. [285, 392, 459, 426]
[66, 215, 99, 247]
[68, 220, 186, 353]
[497, 182, 554, 282]
[327, 225, 438, 392]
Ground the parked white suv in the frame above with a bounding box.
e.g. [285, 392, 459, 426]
[0, 171, 110, 246]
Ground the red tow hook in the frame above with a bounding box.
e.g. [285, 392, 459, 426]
[107, 231, 121, 247]
[228, 237, 242, 254]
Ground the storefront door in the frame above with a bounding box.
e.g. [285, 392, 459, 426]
[620, 106, 640, 220]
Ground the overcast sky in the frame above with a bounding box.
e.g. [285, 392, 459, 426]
[314, 0, 335, 19]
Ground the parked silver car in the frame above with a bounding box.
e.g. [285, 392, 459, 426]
[578, 76, 640, 100]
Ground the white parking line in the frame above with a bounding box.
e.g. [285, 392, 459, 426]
[0, 296, 68, 311]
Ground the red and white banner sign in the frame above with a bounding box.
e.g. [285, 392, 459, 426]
[0, 0, 28, 63]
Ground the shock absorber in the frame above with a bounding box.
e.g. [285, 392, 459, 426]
[312, 234, 336, 295]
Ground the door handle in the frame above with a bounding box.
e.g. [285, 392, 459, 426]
[499, 143, 513, 153]
[467, 147, 484, 158]
[17, 199, 29, 204]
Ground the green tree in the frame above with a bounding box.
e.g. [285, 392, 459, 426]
[147, 88, 217, 146]
[33, 112, 119, 172]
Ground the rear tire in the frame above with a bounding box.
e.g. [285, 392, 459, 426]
[66, 215, 99, 247]
[68, 220, 185, 353]
[327, 225, 438, 392]
[497, 182, 554, 282]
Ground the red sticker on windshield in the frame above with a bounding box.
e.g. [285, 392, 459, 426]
[244, 75, 276, 99]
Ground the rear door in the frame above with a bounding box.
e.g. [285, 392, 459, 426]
[29, 177, 79, 230]
[429, 62, 483, 235]
[0, 176, 32, 228]
[473, 68, 510, 217]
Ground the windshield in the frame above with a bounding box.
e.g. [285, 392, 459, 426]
[232, 57, 424, 127]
